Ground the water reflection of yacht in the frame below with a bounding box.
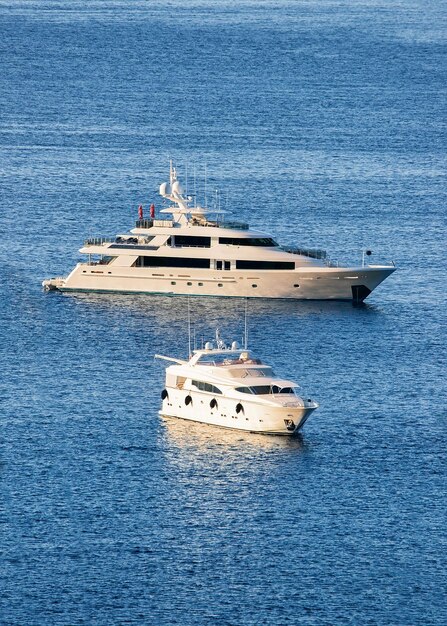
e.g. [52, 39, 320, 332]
[156, 334, 318, 435]
[43, 163, 395, 303]
[160, 415, 306, 452]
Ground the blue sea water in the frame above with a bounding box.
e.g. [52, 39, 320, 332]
[1, 1, 446, 624]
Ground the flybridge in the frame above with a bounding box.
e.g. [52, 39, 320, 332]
[134, 218, 249, 230]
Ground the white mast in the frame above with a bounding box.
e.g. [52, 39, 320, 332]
[188, 296, 192, 358]
[244, 298, 248, 349]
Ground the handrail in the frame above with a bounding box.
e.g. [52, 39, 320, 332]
[84, 237, 114, 246]
[282, 246, 327, 259]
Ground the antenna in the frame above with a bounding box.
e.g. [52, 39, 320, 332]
[204, 162, 207, 208]
[244, 297, 248, 349]
[188, 296, 192, 358]
[193, 163, 197, 208]
[185, 161, 188, 198]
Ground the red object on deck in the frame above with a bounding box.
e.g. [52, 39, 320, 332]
[150, 204, 155, 219]
[138, 205, 143, 219]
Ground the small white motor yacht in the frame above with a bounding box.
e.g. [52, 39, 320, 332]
[155, 334, 318, 435]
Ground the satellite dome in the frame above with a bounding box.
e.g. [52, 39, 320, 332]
[171, 180, 184, 196]
[159, 182, 170, 196]
[205, 342, 214, 350]
[231, 341, 240, 351]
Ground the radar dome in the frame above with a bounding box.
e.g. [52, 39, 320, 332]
[171, 180, 184, 196]
[159, 182, 170, 196]
[231, 341, 240, 350]
[205, 342, 214, 350]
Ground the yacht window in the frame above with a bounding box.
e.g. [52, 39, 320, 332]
[216, 261, 222, 270]
[236, 385, 296, 395]
[235, 387, 253, 394]
[219, 237, 278, 247]
[100, 256, 116, 265]
[249, 386, 272, 395]
[173, 236, 211, 248]
[229, 367, 273, 377]
[133, 256, 210, 269]
[224, 261, 231, 270]
[191, 380, 222, 394]
[236, 260, 295, 270]
[278, 387, 295, 395]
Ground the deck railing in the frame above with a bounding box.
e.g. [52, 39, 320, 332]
[219, 221, 249, 230]
[281, 246, 327, 259]
[84, 237, 115, 246]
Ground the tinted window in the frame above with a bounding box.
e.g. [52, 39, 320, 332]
[250, 386, 272, 395]
[219, 237, 278, 247]
[174, 236, 211, 248]
[235, 387, 253, 394]
[134, 256, 210, 269]
[236, 260, 295, 270]
[192, 380, 222, 394]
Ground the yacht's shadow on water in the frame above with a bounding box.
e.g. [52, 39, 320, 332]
[66, 292, 381, 323]
[159, 415, 309, 455]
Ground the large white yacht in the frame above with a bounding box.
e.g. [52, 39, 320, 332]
[43, 163, 396, 302]
[156, 333, 318, 435]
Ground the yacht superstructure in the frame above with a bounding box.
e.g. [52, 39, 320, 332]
[156, 337, 318, 435]
[43, 163, 396, 302]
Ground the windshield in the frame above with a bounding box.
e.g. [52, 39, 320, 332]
[235, 385, 296, 395]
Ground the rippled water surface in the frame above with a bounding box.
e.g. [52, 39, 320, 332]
[1, 1, 446, 624]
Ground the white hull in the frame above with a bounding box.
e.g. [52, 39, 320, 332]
[56, 263, 394, 301]
[160, 388, 317, 435]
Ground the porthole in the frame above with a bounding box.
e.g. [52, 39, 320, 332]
[218, 283, 223, 287]
[187, 282, 192, 286]
[171, 281, 176, 285]
[294, 284, 299, 288]
[252, 284, 257, 288]
[198, 282, 203, 286]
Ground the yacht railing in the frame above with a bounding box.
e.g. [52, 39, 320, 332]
[135, 218, 174, 228]
[219, 221, 249, 230]
[282, 246, 327, 259]
[135, 219, 154, 228]
[84, 237, 115, 246]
